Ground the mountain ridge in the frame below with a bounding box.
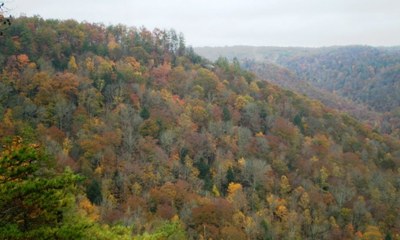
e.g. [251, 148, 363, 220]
[195, 45, 400, 137]
[1, 17, 400, 239]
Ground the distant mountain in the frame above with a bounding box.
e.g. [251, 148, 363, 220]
[195, 46, 400, 136]
[242, 60, 381, 125]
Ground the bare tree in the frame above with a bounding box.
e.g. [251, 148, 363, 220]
[0, 2, 12, 36]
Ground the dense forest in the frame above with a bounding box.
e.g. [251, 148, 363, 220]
[1, 17, 400, 239]
[237, 60, 381, 129]
[195, 46, 400, 138]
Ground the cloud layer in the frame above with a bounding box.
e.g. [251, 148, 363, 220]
[10, 0, 400, 47]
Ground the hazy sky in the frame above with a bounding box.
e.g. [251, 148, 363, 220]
[7, 0, 400, 47]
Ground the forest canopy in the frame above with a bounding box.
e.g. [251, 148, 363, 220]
[0, 16, 399, 239]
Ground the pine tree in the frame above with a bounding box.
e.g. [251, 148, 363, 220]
[140, 107, 150, 120]
[0, 137, 85, 239]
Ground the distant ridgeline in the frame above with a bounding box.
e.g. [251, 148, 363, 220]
[1, 17, 400, 239]
[195, 46, 400, 137]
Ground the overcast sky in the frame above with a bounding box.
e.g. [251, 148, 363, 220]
[6, 0, 400, 47]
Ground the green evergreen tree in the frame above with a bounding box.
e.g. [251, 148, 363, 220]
[222, 106, 231, 122]
[140, 106, 150, 120]
[86, 179, 103, 205]
[226, 166, 235, 183]
[0, 137, 86, 239]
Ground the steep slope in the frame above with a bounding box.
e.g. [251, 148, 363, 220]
[275, 46, 400, 112]
[196, 46, 400, 136]
[195, 45, 400, 112]
[1, 17, 400, 239]
[242, 59, 381, 126]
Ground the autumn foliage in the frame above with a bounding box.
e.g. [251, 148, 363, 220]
[0, 17, 399, 239]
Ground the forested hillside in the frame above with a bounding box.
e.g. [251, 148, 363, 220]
[273, 46, 400, 112]
[1, 17, 400, 239]
[241, 60, 381, 127]
[195, 46, 400, 137]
